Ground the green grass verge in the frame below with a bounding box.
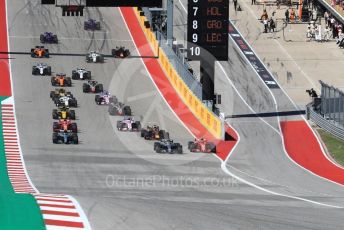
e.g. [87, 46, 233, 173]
[317, 128, 344, 167]
[0, 96, 46, 230]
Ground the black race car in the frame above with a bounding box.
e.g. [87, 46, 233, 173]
[52, 130, 78, 144]
[84, 19, 101, 30]
[83, 80, 103, 93]
[40, 32, 58, 44]
[111, 46, 130, 58]
[72, 68, 91, 80]
[32, 63, 51, 76]
[154, 139, 183, 154]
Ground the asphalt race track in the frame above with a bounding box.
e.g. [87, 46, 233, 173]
[6, 0, 344, 229]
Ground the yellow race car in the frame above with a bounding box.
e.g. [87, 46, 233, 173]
[52, 106, 76, 120]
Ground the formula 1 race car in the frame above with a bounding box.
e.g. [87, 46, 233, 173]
[188, 138, 216, 153]
[52, 130, 78, 144]
[31, 46, 49, 58]
[84, 19, 101, 30]
[95, 91, 116, 105]
[141, 125, 169, 140]
[53, 119, 78, 133]
[52, 106, 76, 120]
[154, 139, 183, 154]
[86, 51, 104, 63]
[54, 96, 78, 108]
[50, 88, 74, 101]
[83, 80, 103, 93]
[111, 46, 130, 58]
[116, 117, 141, 132]
[72, 68, 91, 80]
[108, 101, 131, 116]
[51, 73, 72, 87]
[32, 63, 51, 76]
[40, 32, 58, 44]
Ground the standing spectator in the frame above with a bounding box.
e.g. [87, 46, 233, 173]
[276, 0, 280, 9]
[290, 8, 296, 22]
[233, 0, 238, 11]
[252, 0, 256, 5]
[331, 17, 337, 38]
[324, 11, 329, 26]
[261, 9, 269, 33]
[285, 8, 290, 23]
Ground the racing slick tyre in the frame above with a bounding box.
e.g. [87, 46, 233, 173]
[123, 106, 132, 116]
[52, 133, 58, 144]
[96, 56, 104, 63]
[69, 99, 77, 107]
[83, 83, 90, 93]
[32, 68, 38, 75]
[54, 98, 60, 107]
[45, 49, 50, 58]
[30, 49, 35, 57]
[188, 141, 194, 151]
[51, 77, 56, 86]
[53, 35, 58, 43]
[72, 71, 78, 80]
[69, 110, 76, 120]
[95, 84, 103, 93]
[155, 144, 162, 153]
[40, 34, 45, 43]
[95, 95, 101, 105]
[133, 121, 141, 131]
[109, 96, 117, 104]
[53, 122, 59, 131]
[177, 145, 183, 154]
[116, 121, 122, 130]
[70, 123, 78, 133]
[72, 134, 78, 144]
[206, 143, 216, 153]
[141, 129, 147, 138]
[45, 66, 52, 75]
[66, 77, 72, 87]
[108, 104, 117, 115]
[50, 91, 55, 99]
[52, 110, 58, 119]
[86, 71, 91, 79]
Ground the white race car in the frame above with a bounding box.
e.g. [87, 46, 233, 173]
[86, 51, 104, 63]
[32, 63, 52, 76]
[72, 68, 91, 80]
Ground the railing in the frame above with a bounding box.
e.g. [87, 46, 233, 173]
[142, 8, 202, 99]
[308, 103, 344, 141]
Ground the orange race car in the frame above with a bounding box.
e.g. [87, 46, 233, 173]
[30, 46, 49, 58]
[51, 73, 72, 87]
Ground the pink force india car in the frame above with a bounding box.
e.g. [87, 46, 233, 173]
[117, 117, 141, 132]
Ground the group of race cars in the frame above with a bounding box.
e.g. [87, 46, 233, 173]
[30, 23, 217, 153]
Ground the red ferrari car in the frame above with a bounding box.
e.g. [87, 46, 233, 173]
[53, 119, 78, 133]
